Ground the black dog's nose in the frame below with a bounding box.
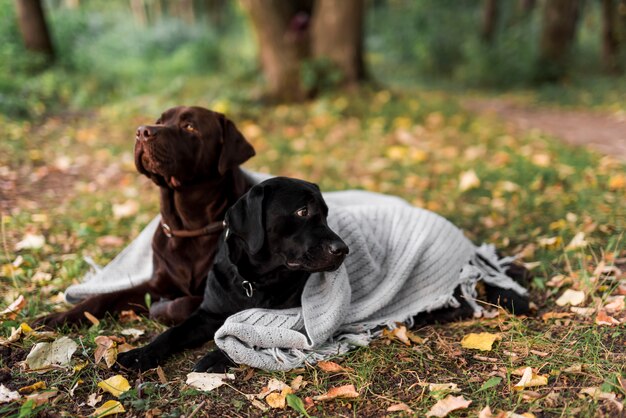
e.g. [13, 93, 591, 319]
[136, 125, 159, 142]
[327, 240, 349, 256]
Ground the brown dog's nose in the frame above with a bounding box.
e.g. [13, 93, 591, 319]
[327, 240, 349, 256]
[136, 125, 159, 142]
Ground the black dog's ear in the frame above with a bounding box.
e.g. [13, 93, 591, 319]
[217, 114, 256, 175]
[225, 184, 266, 255]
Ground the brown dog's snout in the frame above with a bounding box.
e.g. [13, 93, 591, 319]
[136, 125, 160, 142]
[326, 239, 349, 257]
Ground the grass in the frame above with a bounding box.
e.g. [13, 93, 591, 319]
[1, 85, 625, 417]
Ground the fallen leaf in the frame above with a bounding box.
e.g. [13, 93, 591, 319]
[96, 235, 124, 248]
[459, 170, 480, 192]
[25, 336, 78, 372]
[595, 310, 620, 326]
[91, 400, 125, 417]
[266, 387, 293, 409]
[478, 405, 494, 418]
[93, 336, 117, 368]
[513, 367, 548, 390]
[15, 233, 45, 251]
[426, 395, 472, 417]
[541, 312, 573, 321]
[119, 310, 140, 323]
[538, 236, 562, 249]
[156, 366, 167, 384]
[422, 382, 461, 394]
[0, 384, 20, 404]
[84, 312, 100, 326]
[563, 363, 583, 374]
[185, 372, 234, 392]
[317, 361, 353, 373]
[0, 326, 23, 346]
[570, 306, 596, 317]
[120, 328, 145, 339]
[387, 402, 414, 413]
[290, 375, 306, 391]
[556, 289, 585, 306]
[25, 390, 57, 406]
[312, 384, 359, 401]
[604, 296, 625, 313]
[18, 381, 46, 394]
[461, 333, 501, 351]
[0, 294, 25, 319]
[258, 378, 291, 399]
[112, 200, 139, 219]
[565, 232, 587, 251]
[86, 393, 102, 407]
[608, 174, 626, 190]
[97, 375, 130, 398]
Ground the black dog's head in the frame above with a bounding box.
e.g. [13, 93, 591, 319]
[225, 177, 349, 274]
[134, 106, 255, 189]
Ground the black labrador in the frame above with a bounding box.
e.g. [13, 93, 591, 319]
[116, 177, 349, 372]
[117, 177, 530, 372]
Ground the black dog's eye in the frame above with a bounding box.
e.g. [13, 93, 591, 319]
[295, 207, 308, 217]
[182, 123, 197, 133]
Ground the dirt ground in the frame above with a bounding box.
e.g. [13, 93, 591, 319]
[463, 98, 626, 161]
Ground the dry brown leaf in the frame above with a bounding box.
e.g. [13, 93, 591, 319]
[86, 392, 102, 407]
[257, 378, 291, 399]
[595, 310, 620, 326]
[96, 235, 124, 248]
[426, 395, 472, 417]
[0, 294, 25, 320]
[290, 375, 306, 391]
[604, 296, 625, 313]
[541, 312, 573, 321]
[387, 402, 414, 413]
[312, 384, 359, 401]
[185, 373, 234, 392]
[0, 384, 20, 404]
[317, 360, 353, 373]
[93, 336, 117, 368]
[461, 333, 501, 351]
[25, 390, 57, 406]
[156, 366, 167, 384]
[15, 233, 45, 250]
[570, 306, 596, 317]
[459, 170, 480, 192]
[25, 336, 78, 372]
[478, 405, 495, 418]
[84, 311, 100, 326]
[119, 310, 140, 323]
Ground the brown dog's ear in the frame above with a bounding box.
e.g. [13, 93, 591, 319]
[218, 115, 256, 175]
[225, 184, 266, 255]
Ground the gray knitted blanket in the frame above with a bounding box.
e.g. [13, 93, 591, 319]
[65, 171, 527, 371]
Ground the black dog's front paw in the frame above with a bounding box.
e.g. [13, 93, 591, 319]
[193, 350, 234, 373]
[116, 348, 160, 371]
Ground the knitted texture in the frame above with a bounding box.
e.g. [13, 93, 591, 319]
[213, 198, 527, 370]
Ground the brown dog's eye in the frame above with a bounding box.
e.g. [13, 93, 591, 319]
[183, 123, 197, 133]
[295, 207, 308, 217]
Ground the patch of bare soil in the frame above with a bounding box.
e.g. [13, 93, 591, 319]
[463, 98, 626, 160]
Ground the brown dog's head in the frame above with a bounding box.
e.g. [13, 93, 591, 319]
[134, 106, 255, 188]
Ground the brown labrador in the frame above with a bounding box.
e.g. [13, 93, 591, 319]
[36, 106, 255, 327]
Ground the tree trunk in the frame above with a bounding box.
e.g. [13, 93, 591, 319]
[481, 0, 499, 43]
[519, 0, 536, 14]
[311, 0, 366, 84]
[240, 0, 312, 102]
[15, 0, 54, 61]
[536, 0, 582, 82]
[601, 0, 621, 74]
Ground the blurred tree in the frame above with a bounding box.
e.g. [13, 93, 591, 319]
[481, 0, 499, 43]
[601, 0, 622, 74]
[241, 0, 366, 101]
[536, 0, 582, 82]
[15, 0, 55, 62]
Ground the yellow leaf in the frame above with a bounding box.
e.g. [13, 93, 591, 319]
[18, 381, 46, 394]
[461, 333, 501, 351]
[91, 400, 125, 417]
[426, 395, 472, 417]
[84, 312, 100, 326]
[266, 387, 292, 409]
[20, 323, 33, 333]
[97, 375, 130, 397]
[608, 174, 626, 190]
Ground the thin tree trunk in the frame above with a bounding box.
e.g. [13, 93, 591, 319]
[15, 0, 54, 61]
[536, 0, 582, 82]
[311, 0, 366, 84]
[130, 0, 147, 26]
[481, 0, 499, 43]
[601, 0, 621, 74]
[240, 0, 311, 102]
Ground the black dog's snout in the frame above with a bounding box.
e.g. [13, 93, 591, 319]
[136, 125, 160, 142]
[327, 240, 349, 256]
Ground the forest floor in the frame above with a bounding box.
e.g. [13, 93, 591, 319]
[463, 97, 626, 161]
[1, 88, 625, 417]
